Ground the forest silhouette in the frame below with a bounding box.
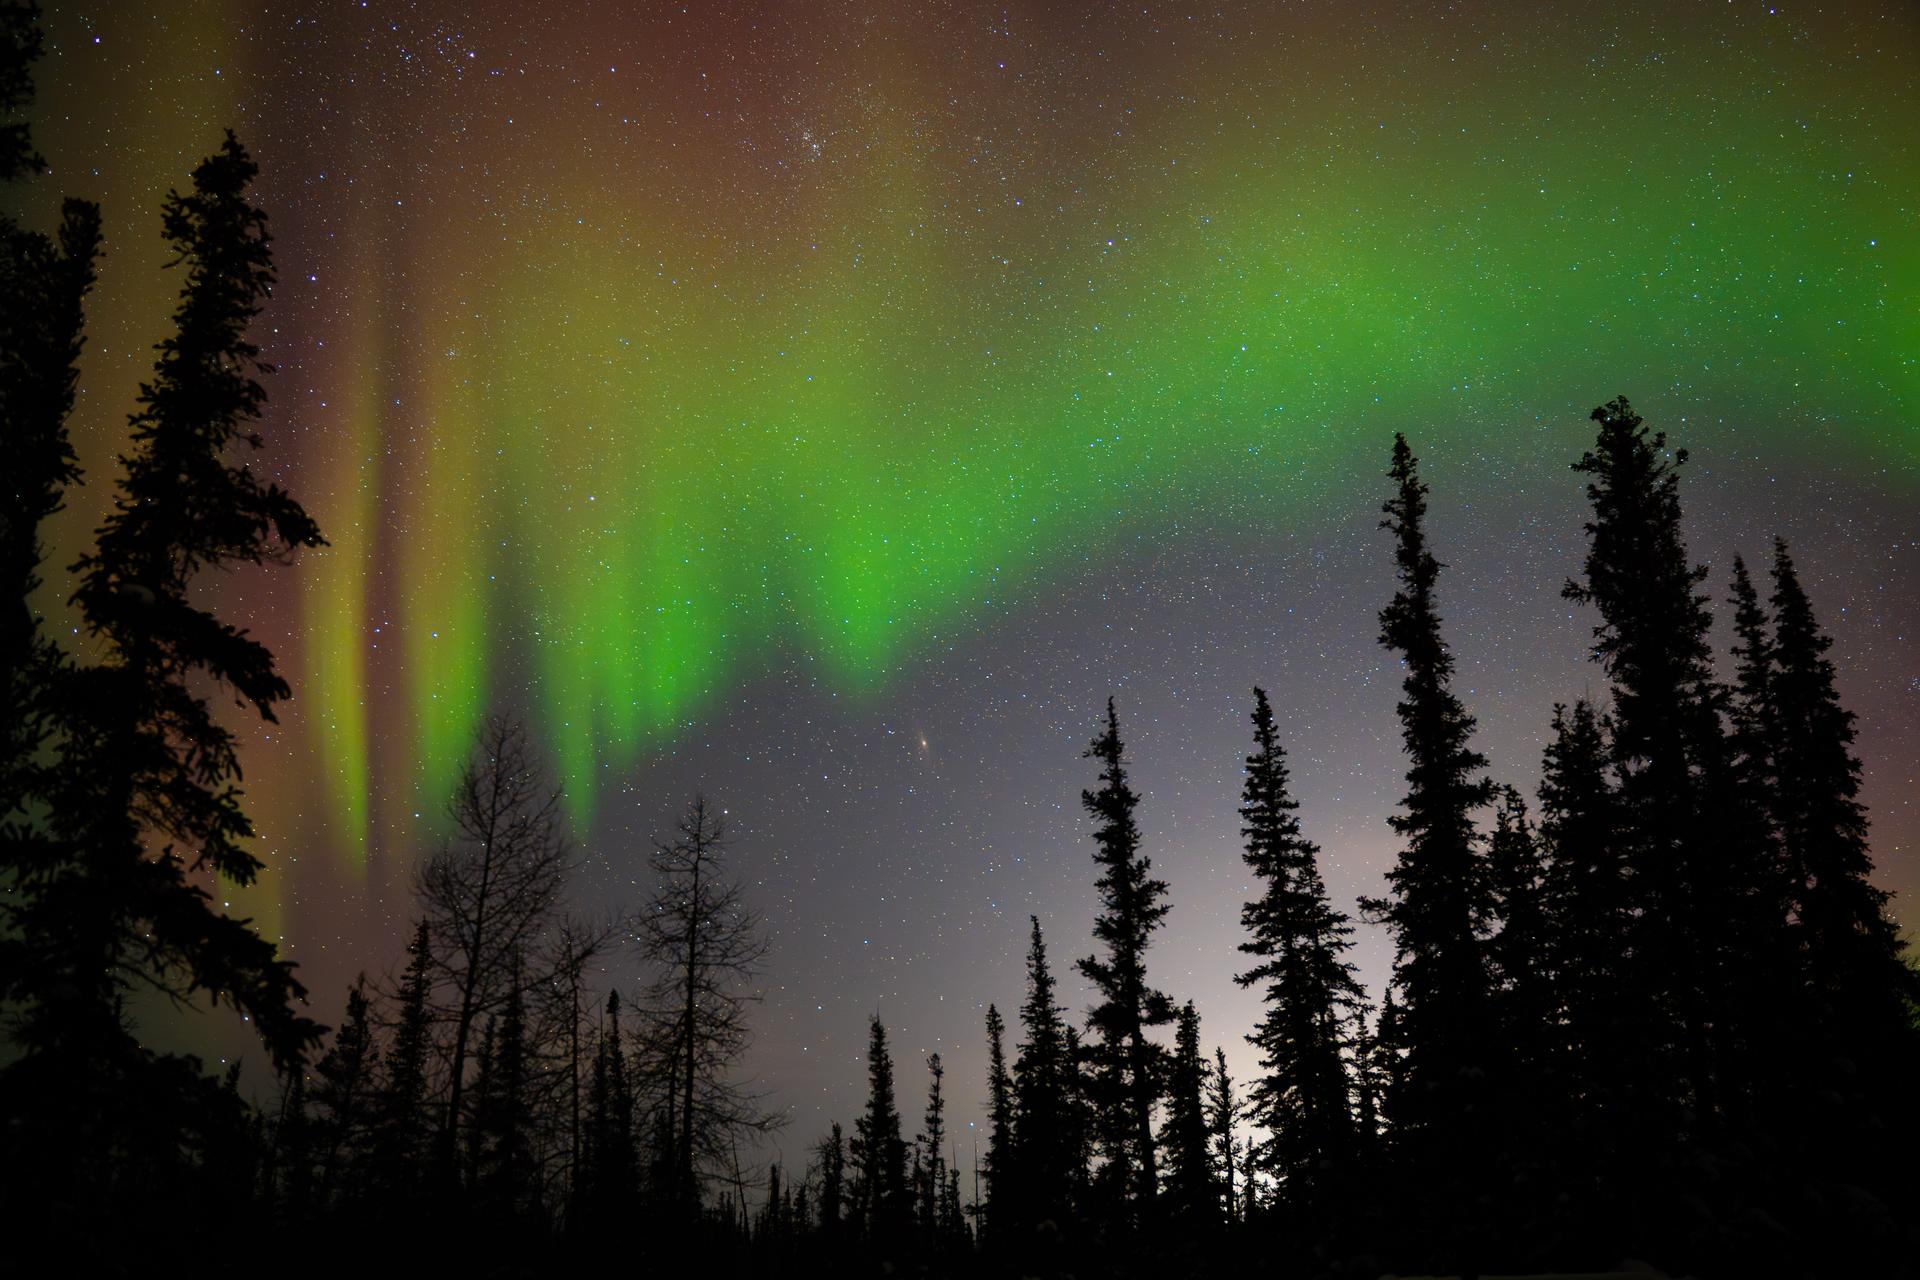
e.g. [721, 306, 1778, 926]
[3, 8, 1916, 1278]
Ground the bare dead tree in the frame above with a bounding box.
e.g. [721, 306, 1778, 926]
[547, 913, 597, 1192]
[535, 910, 631, 1208]
[414, 715, 593, 1172]
[635, 794, 783, 1208]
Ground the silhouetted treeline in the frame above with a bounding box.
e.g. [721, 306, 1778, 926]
[3, 1, 325, 1260]
[3, 5, 1917, 1276]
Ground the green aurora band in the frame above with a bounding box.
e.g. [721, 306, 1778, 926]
[21, 2, 1919, 874]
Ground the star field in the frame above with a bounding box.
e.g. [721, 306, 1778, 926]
[12, 0, 1918, 1163]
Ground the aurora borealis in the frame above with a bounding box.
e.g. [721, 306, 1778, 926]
[13, 2, 1918, 1143]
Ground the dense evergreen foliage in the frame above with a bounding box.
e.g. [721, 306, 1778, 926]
[1235, 686, 1365, 1213]
[1073, 699, 1177, 1229]
[1364, 436, 1496, 1205]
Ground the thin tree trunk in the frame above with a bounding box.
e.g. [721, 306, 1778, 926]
[679, 840, 704, 1202]
[442, 761, 505, 1170]
[568, 971, 581, 1193]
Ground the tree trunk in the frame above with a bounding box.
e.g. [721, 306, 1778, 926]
[679, 841, 704, 1204]
[441, 761, 506, 1172]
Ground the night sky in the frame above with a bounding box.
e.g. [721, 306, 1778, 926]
[14, 2, 1918, 1166]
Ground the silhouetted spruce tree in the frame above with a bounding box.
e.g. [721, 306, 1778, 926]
[1076, 698, 1174, 1226]
[312, 977, 379, 1204]
[1373, 988, 1405, 1110]
[0, 168, 97, 829]
[645, 1048, 678, 1211]
[0, 2, 40, 180]
[578, 989, 635, 1228]
[1487, 788, 1554, 1100]
[1352, 1003, 1387, 1156]
[1565, 397, 1751, 1124]
[17, 132, 303, 1082]
[1717, 554, 1802, 1119]
[1237, 1136, 1260, 1219]
[1207, 1047, 1237, 1222]
[1536, 699, 1627, 1133]
[945, 1164, 967, 1246]
[1236, 686, 1363, 1206]
[816, 1121, 846, 1241]
[1725, 557, 1776, 819]
[1162, 1001, 1216, 1228]
[1011, 914, 1076, 1236]
[203, 1059, 264, 1220]
[0, 0, 98, 812]
[918, 1052, 948, 1248]
[275, 1058, 314, 1218]
[909, 1146, 925, 1236]
[480, 963, 536, 1210]
[370, 919, 434, 1203]
[981, 1003, 1012, 1237]
[0, 5, 108, 1222]
[1365, 435, 1494, 1167]
[61, 128, 324, 1054]
[1061, 1024, 1097, 1212]
[1485, 783, 1561, 1237]
[762, 1163, 784, 1244]
[853, 1015, 910, 1245]
[6, 134, 321, 1234]
[1766, 541, 1916, 1054]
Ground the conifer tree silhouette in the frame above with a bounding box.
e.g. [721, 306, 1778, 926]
[274, 1055, 314, 1217]
[0, 2, 42, 180]
[1717, 554, 1801, 1115]
[0, 237, 96, 798]
[471, 953, 533, 1211]
[46, 131, 325, 1071]
[1061, 1023, 1097, 1215]
[1012, 914, 1076, 1236]
[1765, 541, 1916, 1050]
[312, 977, 379, 1204]
[1236, 686, 1364, 1207]
[1351, 999, 1391, 1156]
[1725, 557, 1778, 821]
[1565, 397, 1739, 1125]
[4, 133, 322, 1237]
[0, 17, 102, 1206]
[1161, 1000, 1217, 1227]
[578, 989, 635, 1224]
[916, 1051, 948, 1247]
[1076, 699, 1174, 1227]
[0, 0, 98, 832]
[981, 1003, 1013, 1237]
[1536, 699, 1626, 1134]
[852, 1015, 910, 1245]
[815, 1121, 846, 1241]
[1486, 787, 1554, 1106]
[1365, 435, 1493, 1162]
[370, 919, 435, 1203]
[1484, 783, 1561, 1238]
[1206, 1045, 1237, 1222]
